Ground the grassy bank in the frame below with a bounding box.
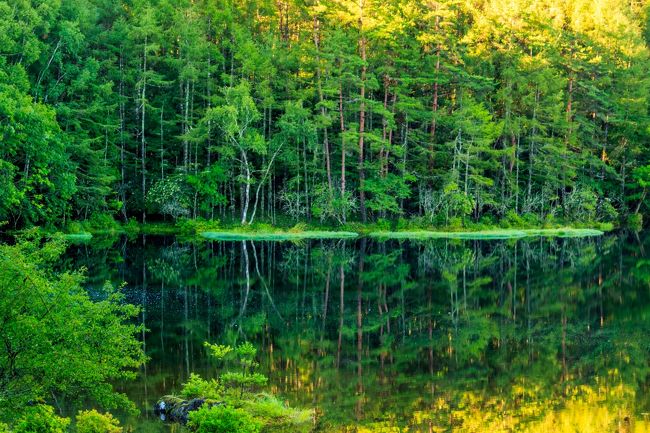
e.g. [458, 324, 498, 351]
[201, 231, 358, 241]
[368, 228, 605, 240]
[62, 232, 94, 242]
[49, 215, 616, 242]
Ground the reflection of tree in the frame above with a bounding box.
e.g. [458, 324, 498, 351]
[62, 232, 650, 432]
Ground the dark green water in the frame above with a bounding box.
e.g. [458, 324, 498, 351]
[63, 232, 650, 432]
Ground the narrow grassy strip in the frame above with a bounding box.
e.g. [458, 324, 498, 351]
[200, 231, 359, 241]
[369, 228, 604, 240]
[522, 228, 605, 238]
[55, 225, 604, 242]
[62, 232, 93, 242]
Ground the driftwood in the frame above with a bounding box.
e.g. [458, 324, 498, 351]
[154, 395, 223, 423]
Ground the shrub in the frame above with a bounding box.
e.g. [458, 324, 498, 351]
[176, 218, 199, 235]
[372, 218, 388, 231]
[628, 213, 643, 232]
[564, 187, 598, 222]
[187, 406, 261, 433]
[521, 212, 540, 227]
[597, 222, 614, 232]
[448, 217, 463, 230]
[503, 210, 524, 228]
[75, 410, 122, 433]
[543, 213, 556, 228]
[478, 214, 496, 228]
[87, 213, 120, 232]
[243, 394, 313, 433]
[599, 199, 619, 222]
[0, 236, 145, 418]
[66, 221, 84, 234]
[181, 373, 223, 400]
[146, 175, 192, 220]
[288, 222, 307, 233]
[203, 342, 268, 397]
[395, 217, 409, 231]
[124, 218, 140, 234]
[14, 405, 70, 433]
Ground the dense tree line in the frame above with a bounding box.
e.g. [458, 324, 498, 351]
[2, 0, 650, 228]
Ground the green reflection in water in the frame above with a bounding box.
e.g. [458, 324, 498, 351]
[62, 232, 650, 432]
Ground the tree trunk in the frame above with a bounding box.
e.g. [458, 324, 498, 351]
[248, 145, 283, 225]
[160, 102, 165, 180]
[183, 78, 190, 171]
[339, 81, 347, 223]
[562, 75, 574, 216]
[527, 88, 539, 211]
[429, 14, 440, 169]
[314, 17, 333, 200]
[381, 75, 389, 177]
[357, 1, 367, 223]
[141, 35, 148, 224]
[119, 48, 127, 221]
[241, 154, 251, 225]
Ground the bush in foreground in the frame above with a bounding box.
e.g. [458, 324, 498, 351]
[167, 342, 313, 432]
[14, 405, 69, 433]
[188, 406, 260, 433]
[75, 410, 122, 433]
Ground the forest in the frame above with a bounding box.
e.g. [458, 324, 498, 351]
[4, 0, 650, 432]
[2, 0, 650, 231]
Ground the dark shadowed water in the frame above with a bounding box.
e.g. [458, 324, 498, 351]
[62, 232, 650, 432]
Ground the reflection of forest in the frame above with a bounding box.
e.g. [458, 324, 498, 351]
[64, 233, 650, 432]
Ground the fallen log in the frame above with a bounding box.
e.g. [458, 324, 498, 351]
[154, 395, 223, 423]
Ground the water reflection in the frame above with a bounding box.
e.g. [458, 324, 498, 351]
[63, 233, 650, 432]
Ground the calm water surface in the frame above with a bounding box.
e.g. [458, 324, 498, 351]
[63, 232, 650, 432]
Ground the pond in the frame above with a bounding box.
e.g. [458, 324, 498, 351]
[63, 232, 650, 432]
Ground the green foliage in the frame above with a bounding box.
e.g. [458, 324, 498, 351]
[180, 374, 223, 400]
[14, 405, 69, 433]
[206, 342, 268, 396]
[146, 175, 192, 220]
[75, 410, 122, 433]
[628, 213, 643, 231]
[242, 394, 313, 433]
[2, 0, 647, 228]
[204, 343, 234, 361]
[123, 218, 140, 234]
[178, 341, 311, 431]
[563, 187, 599, 222]
[220, 372, 268, 394]
[311, 187, 357, 225]
[187, 405, 260, 433]
[187, 167, 228, 215]
[176, 218, 221, 236]
[0, 82, 75, 227]
[633, 165, 650, 188]
[0, 233, 145, 420]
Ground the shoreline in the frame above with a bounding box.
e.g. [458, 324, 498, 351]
[54, 224, 611, 242]
[367, 228, 605, 240]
